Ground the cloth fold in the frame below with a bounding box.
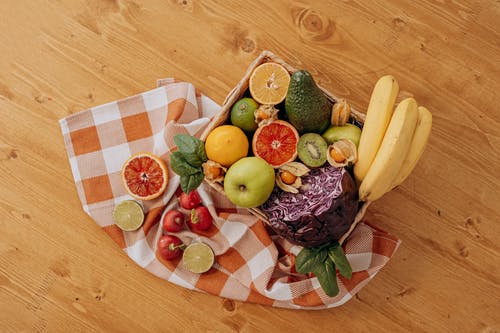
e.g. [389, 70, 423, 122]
[59, 79, 400, 309]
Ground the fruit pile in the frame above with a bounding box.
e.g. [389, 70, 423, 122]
[195, 62, 431, 295]
[198, 64, 431, 211]
[200, 63, 366, 210]
[113, 60, 432, 296]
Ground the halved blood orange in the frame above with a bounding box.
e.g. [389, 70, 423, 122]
[252, 120, 299, 168]
[121, 152, 168, 200]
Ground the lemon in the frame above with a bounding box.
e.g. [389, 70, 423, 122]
[112, 200, 144, 231]
[205, 125, 249, 167]
[182, 242, 215, 274]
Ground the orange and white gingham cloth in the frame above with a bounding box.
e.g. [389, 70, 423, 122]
[59, 78, 401, 309]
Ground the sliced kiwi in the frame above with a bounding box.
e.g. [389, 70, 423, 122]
[297, 133, 328, 168]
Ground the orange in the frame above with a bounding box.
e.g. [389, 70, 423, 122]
[205, 125, 249, 167]
[121, 152, 168, 200]
[249, 62, 290, 105]
[252, 120, 299, 168]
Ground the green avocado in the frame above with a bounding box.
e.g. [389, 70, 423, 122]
[285, 70, 332, 134]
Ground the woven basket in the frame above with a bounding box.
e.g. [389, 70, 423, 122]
[200, 50, 370, 244]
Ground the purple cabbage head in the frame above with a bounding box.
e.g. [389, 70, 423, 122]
[261, 165, 358, 247]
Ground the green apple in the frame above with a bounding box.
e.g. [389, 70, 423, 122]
[224, 157, 275, 208]
[322, 123, 362, 147]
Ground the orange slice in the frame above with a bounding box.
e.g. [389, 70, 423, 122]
[249, 62, 290, 105]
[121, 152, 168, 201]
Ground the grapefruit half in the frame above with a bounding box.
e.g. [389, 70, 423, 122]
[121, 152, 168, 200]
[252, 120, 299, 168]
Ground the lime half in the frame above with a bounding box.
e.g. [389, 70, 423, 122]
[182, 242, 215, 274]
[113, 200, 144, 231]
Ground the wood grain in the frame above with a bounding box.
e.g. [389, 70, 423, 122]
[0, 0, 499, 332]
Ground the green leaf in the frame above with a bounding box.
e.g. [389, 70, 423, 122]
[170, 152, 199, 176]
[313, 260, 339, 297]
[174, 134, 207, 167]
[295, 247, 327, 274]
[180, 172, 204, 194]
[182, 152, 206, 168]
[174, 134, 198, 152]
[328, 244, 352, 279]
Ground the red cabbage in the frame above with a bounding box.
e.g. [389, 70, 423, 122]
[261, 165, 358, 247]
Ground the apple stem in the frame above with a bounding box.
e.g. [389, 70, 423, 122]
[239, 185, 246, 192]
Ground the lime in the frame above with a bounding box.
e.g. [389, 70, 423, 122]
[112, 200, 144, 231]
[182, 242, 214, 274]
[230, 98, 259, 133]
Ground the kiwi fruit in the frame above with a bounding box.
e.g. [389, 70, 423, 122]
[297, 133, 328, 168]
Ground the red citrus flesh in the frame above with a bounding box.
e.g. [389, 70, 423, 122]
[122, 153, 168, 200]
[252, 120, 299, 168]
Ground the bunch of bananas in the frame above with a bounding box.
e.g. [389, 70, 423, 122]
[354, 75, 433, 202]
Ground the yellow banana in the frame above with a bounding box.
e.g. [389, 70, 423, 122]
[358, 98, 419, 201]
[391, 106, 432, 188]
[354, 75, 399, 184]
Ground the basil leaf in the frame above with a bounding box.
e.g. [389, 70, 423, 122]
[174, 134, 207, 167]
[328, 244, 352, 279]
[180, 172, 204, 194]
[174, 134, 198, 153]
[170, 152, 199, 176]
[295, 247, 327, 274]
[313, 260, 339, 297]
[182, 152, 206, 168]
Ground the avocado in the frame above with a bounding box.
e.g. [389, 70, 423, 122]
[285, 70, 332, 134]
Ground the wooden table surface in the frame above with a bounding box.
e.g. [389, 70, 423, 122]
[1, 0, 499, 332]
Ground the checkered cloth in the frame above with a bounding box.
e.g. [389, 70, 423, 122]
[60, 78, 401, 309]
